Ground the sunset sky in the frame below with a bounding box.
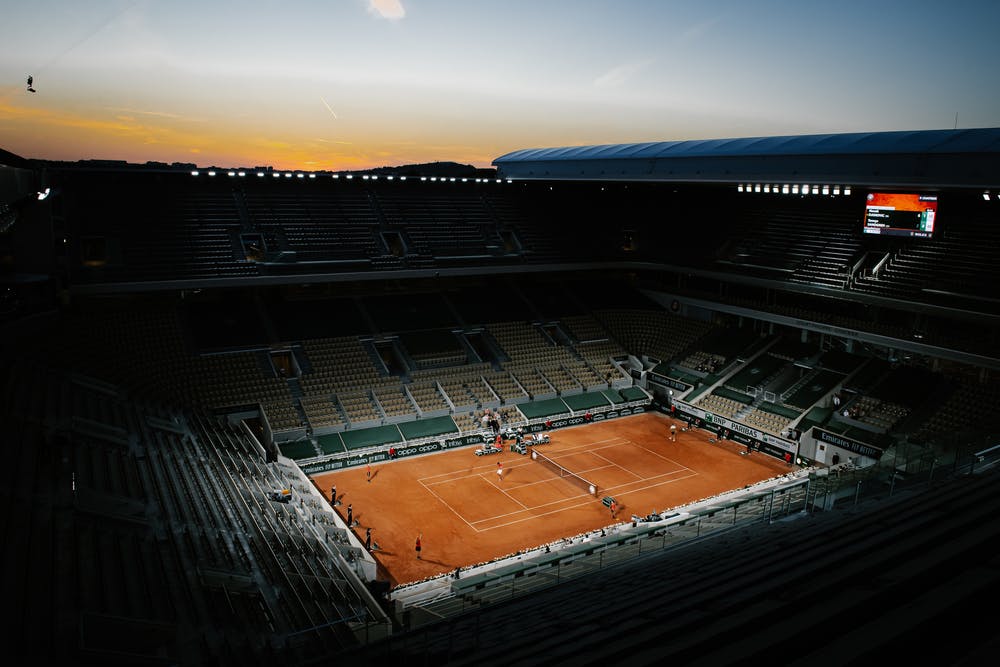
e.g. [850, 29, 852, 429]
[2, 0, 999, 171]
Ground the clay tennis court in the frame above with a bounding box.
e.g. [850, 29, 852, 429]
[311, 411, 789, 587]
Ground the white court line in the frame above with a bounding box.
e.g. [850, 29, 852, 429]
[419, 433, 702, 532]
[485, 473, 529, 510]
[550, 437, 695, 480]
[470, 485, 591, 524]
[421, 462, 533, 487]
[599, 471, 700, 498]
[476, 494, 603, 531]
[418, 479, 479, 532]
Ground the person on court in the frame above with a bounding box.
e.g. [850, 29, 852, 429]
[610, 499, 617, 519]
[365, 528, 372, 551]
[330, 484, 337, 505]
[366, 463, 372, 483]
[496, 461, 504, 482]
[415, 534, 422, 559]
[670, 423, 677, 442]
[346, 503, 354, 526]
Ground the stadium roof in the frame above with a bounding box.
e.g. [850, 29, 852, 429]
[493, 128, 1000, 189]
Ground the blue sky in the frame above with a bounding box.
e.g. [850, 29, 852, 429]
[1, 0, 998, 169]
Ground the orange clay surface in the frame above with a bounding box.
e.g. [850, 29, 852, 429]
[311, 411, 789, 587]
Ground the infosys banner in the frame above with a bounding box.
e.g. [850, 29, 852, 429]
[672, 400, 797, 457]
[445, 434, 486, 448]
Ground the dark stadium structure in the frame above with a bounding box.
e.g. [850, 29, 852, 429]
[2, 128, 1000, 665]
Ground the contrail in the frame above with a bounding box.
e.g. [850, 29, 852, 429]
[320, 97, 338, 119]
[34, 0, 141, 75]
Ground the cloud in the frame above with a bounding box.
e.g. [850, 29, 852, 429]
[368, 0, 405, 20]
[593, 60, 654, 88]
[105, 106, 204, 122]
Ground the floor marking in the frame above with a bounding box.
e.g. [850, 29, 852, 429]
[416, 433, 704, 532]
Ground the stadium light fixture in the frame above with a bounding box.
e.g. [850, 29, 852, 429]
[754, 184, 761, 192]
[822, 185, 829, 195]
[191, 170, 199, 176]
[332, 174, 340, 179]
[386, 175, 394, 180]
[362, 175, 369, 180]
[984, 191, 991, 201]
[782, 184, 790, 194]
[461, 178, 468, 182]
[309, 174, 316, 179]
[791, 185, 799, 194]
[238, 171, 246, 177]
[272, 173, 280, 178]
[345, 174, 353, 179]
[284, 173, 292, 178]
[738, 184, 744, 192]
[420, 176, 427, 181]
[506, 179, 512, 184]
[257, 172, 265, 177]
[496, 179, 502, 183]
[37, 187, 51, 201]
[833, 186, 840, 195]
[208, 171, 216, 176]
[401, 176, 407, 181]
[763, 185, 770, 193]
[296, 173, 304, 178]
[450, 177, 456, 182]
[227, 171, 235, 177]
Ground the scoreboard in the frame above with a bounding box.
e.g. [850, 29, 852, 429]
[862, 192, 938, 238]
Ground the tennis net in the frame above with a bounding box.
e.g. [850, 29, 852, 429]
[531, 449, 598, 497]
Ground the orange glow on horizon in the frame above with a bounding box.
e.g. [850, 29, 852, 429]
[0, 94, 501, 171]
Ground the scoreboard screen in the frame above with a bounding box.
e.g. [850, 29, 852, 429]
[862, 192, 938, 238]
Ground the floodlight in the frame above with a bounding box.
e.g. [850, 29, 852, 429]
[296, 173, 304, 178]
[782, 184, 790, 194]
[984, 191, 991, 201]
[191, 170, 199, 176]
[227, 171, 235, 177]
[37, 187, 51, 201]
[738, 184, 744, 192]
[208, 171, 216, 176]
